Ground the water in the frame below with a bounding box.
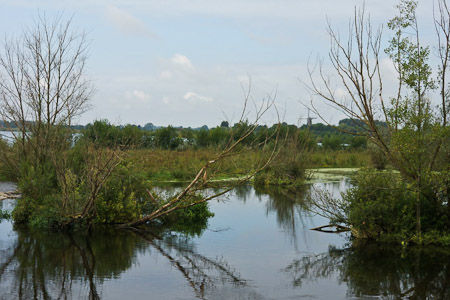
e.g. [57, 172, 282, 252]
[0, 131, 80, 146]
[0, 131, 17, 144]
[1, 179, 450, 299]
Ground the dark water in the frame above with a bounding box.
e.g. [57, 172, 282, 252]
[1, 180, 450, 300]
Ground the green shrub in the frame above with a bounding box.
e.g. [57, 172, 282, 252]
[13, 194, 71, 229]
[94, 163, 154, 224]
[367, 143, 388, 170]
[344, 169, 416, 240]
[344, 168, 450, 244]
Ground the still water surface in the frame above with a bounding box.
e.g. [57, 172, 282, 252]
[1, 180, 450, 299]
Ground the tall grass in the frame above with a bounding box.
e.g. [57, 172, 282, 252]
[126, 148, 267, 181]
[125, 148, 370, 183]
[310, 150, 371, 168]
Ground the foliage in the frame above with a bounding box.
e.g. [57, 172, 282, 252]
[84, 120, 147, 148]
[367, 143, 388, 170]
[11, 145, 217, 229]
[155, 126, 182, 149]
[93, 163, 154, 224]
[307, 0, 450, 243]
[255, 128, 314, 186]
[310, 150, 370, 168]
[343, 169, 416, 240]
[343, 169, 450, 244]
[79, 117, 372, 153]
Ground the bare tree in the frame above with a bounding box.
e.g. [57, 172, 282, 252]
[0, 14, 94, 170]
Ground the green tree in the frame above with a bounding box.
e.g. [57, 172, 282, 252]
[322, 134, 343, 150]
[155, 126, 181, 149]
[195, 128, 210, 147]
[208, 126, 230, 147]
[308, 0, 450, 241]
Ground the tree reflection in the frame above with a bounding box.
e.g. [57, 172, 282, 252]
[0, 226, 254, 300]
[0, 228, 146, 299]
[255, 185, 309, 228]
[254, 184, 311, 248]
[133, 230, 249, 300]
[284, 241, 450, 299]
[231, 184, 253, 203]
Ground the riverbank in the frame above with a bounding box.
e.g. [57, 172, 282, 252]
[0, 148, 369, 184]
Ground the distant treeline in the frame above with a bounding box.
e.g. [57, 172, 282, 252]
[78, 118, 381, 150]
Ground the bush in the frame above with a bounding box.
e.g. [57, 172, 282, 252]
[94, 163, 153, 224]
[367, 143, 387, 170]
[344, 169, 450, 244]
[254, 129, 313, 186]
[344, 169, 416, 240]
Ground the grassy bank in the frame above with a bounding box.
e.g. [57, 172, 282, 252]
[310, 150, 370, 168]
[125, 148, 266, 182]
[0, 147, 370, 184]
[124, 148, 369, 183]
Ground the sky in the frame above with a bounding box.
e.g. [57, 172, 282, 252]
[0, 0, 437, 127]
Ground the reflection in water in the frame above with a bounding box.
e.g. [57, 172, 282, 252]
[254, 185, 310, 249]
[0, 228, 146, 299]
[0, 226, 255, 300]
[254, 181, 350, 249]
[256, 185, 307, 225]
[284, 241, 450, 299]
[1, 180, 450, 299]
[134, 230, 250, 300]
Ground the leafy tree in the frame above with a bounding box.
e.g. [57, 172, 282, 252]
[121, 124, 144, 146]
[84, 120, 120, 147]
[208, 126, 230, 147]
[308, 0, 450, 241]
[195, 128, 210, 148]
[155, 126, 181, 149]
[322, 134, 343, 150]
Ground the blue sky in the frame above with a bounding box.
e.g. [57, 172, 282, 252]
[0, 0, 436, 127]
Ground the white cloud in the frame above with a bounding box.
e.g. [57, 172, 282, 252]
[125, 90, 151, 103]
[106, 6, 158, 39]
[160, 70, 173, 79]
[171, 54, 193, 69]
[183, 92, 214, 103]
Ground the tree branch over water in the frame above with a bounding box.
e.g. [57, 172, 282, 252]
[120, 92, 281, 228]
